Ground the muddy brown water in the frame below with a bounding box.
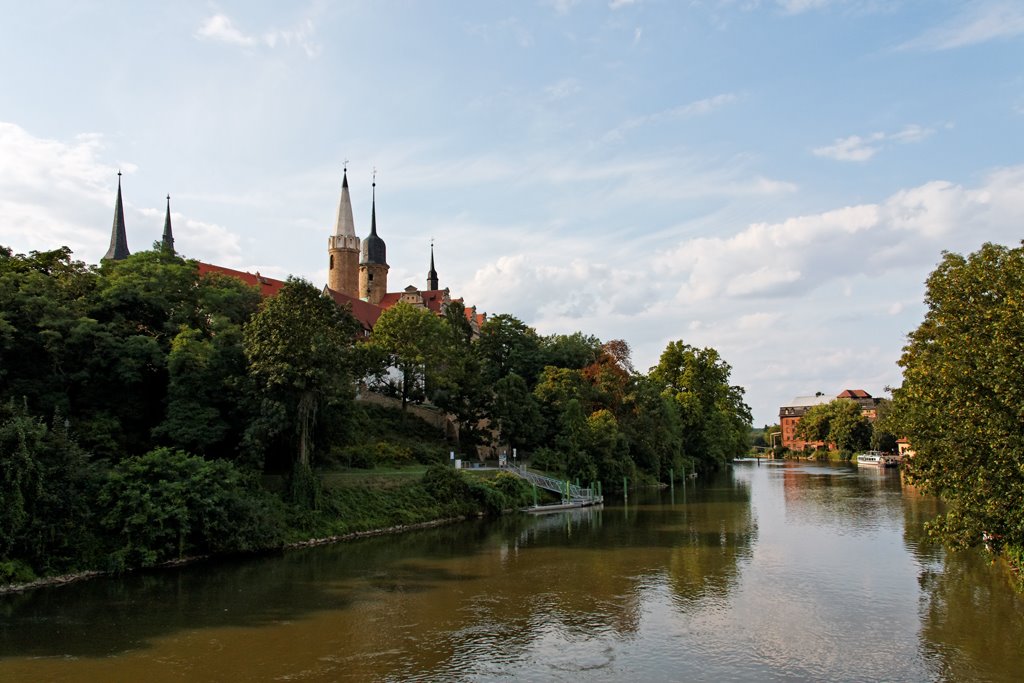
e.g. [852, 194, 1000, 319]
[2, 461, 1022, 682]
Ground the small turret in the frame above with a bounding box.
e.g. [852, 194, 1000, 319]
[102, 171, 130, 261]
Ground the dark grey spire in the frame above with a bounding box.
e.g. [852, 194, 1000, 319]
[360, 177, 387, 265]
[102, 171, 130, 261]
[161, 194, 175, 254]
[427, 242, 438, 291]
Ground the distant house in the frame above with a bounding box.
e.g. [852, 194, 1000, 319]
[779, 393, 832, 450]
[896, 438, 915, 458]
[778, 389, 882, 450]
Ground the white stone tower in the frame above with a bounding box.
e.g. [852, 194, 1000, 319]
[327, 167, 360, 297]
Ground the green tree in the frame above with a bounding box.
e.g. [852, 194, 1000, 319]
[476, 314, 543, 386]
[870, 399, 898, 452]
[540, 332, 601, 370]
[827, 399, 872, 454]
[0, 401, 100, 576]
[890, 242, 1024, 565]
[492, 372, 542, 452]
[365, 302, 446, 412]
[795, 399, 871, 454]
[244, 278, 360, 471]
[99, 448, 283, 570]
[429, 301, 489, 450]
[649, 341, 752, 471]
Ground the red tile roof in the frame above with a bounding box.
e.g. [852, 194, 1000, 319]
[196, 262, 287, 298]
[195, 264, 484, 333]
[324, 287, 383, 331]
[836, 389, 872, 399]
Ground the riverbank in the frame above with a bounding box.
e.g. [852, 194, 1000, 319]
[0, 463, 537, 595]
[0, 514, 471, 596]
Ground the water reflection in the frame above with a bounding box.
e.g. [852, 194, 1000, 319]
[0, 464, 1022, 682]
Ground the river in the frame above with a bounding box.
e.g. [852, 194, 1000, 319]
[2, 461, 1022, 682]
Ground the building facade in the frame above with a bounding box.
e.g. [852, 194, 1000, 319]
[778, 389, 883, 451]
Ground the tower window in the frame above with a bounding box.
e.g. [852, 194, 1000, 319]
[330, 255, 334, 269]
[369, 273, 374, 281]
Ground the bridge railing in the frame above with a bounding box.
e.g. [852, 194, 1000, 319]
[505, 463, 599, 503]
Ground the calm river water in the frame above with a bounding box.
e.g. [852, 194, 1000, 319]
[2, 461, 1023, 682]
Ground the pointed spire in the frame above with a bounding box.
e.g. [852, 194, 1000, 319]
[161, 194, 175, 254]
[360, 170, 387, 266]
[103, 171, 130, 261]
[333, 164, 356, 238]
[427, 241, 439, 291]
[370, 175, 377, 236]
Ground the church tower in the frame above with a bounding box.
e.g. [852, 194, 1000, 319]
[327, 167, 360, 297]
[427, 243, 438, 291]
[161, 195, 175, 254]
[359, 178, 389, 304]
[102, 171, 130, 261]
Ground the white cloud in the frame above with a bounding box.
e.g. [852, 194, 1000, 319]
[899, 1, 1024, 51]
[813, 133, 883, 161]
[610, 0, 642, 9]
[0, 122, 256, 265]
[195, 13, 320, 57]
[196, 14, 257, 47]
[814, 124, 936, 162]
[0, 123, 116, 257]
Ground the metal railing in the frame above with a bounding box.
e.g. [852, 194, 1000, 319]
[505, 463, 599, 504]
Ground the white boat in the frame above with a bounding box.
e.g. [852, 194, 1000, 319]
[856, 450, 898, 467]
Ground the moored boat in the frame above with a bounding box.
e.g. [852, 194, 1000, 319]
[856, 450, 898, 467]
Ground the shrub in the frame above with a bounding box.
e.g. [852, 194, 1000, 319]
[0, 559, 36, 584]
[490, 471, 532, 508]
[373, 441, 414, 467]
[99, 448, 284, 571]
[422, 464, 470, 502]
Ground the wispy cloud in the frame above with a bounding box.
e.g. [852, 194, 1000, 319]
[899, 1, 1024, 51]
[813, 124, 937, 162]
[610, 0, 642, 9]
[603, 93, 738, 142]
[195, 13, 321, 58]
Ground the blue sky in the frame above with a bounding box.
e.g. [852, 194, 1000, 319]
[1, 0, 1022, 424]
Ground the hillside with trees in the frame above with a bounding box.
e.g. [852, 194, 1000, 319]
[0, 244, 752, 583]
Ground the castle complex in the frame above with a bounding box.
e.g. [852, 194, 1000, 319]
[102, 169, 485, 333]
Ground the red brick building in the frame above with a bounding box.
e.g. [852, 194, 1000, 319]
[778, 389, 882, 451]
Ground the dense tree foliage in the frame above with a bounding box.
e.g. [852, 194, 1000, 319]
[649, 342, 752, 471]
[244, 278, 360, 470]
[1, 242, 754, 581]
[890, 242, 1024, 570]
[363, 301, 445, 412]
[794, 399, 872, 455]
